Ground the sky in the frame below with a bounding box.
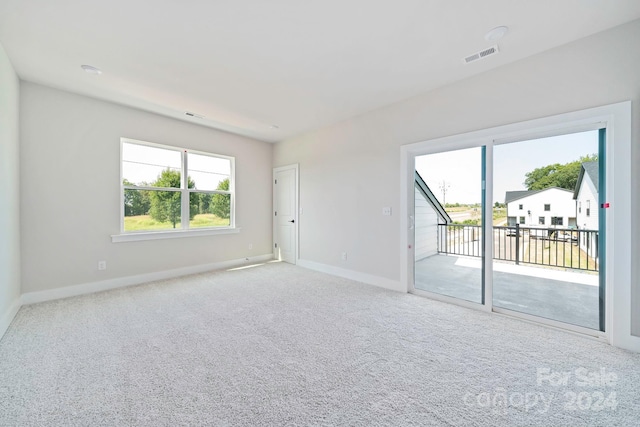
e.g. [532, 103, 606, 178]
[415, 130, 599, 205]
[122, 142, 230, 191]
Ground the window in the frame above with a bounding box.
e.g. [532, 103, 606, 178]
[519, 216, 525, 224]
[544, 204, 551, 211]
[586, 200, 591, 217]
[519, 204, 523, 210]
[578, 202, 582, 214]
[121, 138, 234, 234]
[551, 216, 563, 226]
[538, 216, 545, 225]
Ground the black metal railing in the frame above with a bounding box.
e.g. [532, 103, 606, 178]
[436, 224, 599, 272]
[437, 224, 483, 258]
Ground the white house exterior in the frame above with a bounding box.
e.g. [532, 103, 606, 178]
[574, 162, 599, 258]
[415, 172, 451, 261]
[505, 187, 576, 229]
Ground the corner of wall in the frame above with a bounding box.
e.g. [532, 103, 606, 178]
[0, 41, 22, 341]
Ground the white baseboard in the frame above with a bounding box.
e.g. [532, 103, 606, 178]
[297, 259, 403, 292]
[0, 297, 22, 340]
[21, 254, 274, 305]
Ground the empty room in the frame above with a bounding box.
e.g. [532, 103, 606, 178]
[1, 1, 640, 425]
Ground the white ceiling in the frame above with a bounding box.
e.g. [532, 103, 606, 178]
[2, 1, 640, 143]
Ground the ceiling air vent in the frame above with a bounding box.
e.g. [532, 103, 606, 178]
[464, 45, 499, 64]
[185, 111, 204, 119]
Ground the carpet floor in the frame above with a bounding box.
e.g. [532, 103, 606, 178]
[1, 261, 639, 426]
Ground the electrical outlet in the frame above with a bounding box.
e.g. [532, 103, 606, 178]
[382, 207, 392, 216]
[98, 261, 107, 271]
[341, 252, 347, 261]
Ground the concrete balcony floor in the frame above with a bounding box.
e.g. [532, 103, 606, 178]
[414, 254, 599, 330]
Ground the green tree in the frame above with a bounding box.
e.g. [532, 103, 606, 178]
[123, 179, 151, 216]
[198, 193, 212, 215]
[148, 169, 196, 228]
[524, 154, 597, 191]
[210, 178, 230, 219]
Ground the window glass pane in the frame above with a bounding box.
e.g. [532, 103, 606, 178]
[123, 143, 181, 188]
[189, 192, 230, 228]
[493, 129, 600, 330]
[188, 153, 231, 191]
[414, 147, 484, 304]
[124, 189, 182, 231]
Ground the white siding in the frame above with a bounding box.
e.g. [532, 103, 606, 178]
[414, 186, 438, 261]
[576, 174, 599, 257]
[507, 188, 575, 228]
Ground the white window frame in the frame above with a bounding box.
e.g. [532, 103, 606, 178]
[112, 138, 239, 243]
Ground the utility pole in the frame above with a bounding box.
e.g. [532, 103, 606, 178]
[439, 180, 450, 206]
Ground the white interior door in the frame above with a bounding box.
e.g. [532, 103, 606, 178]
[273, 165, 298, 264]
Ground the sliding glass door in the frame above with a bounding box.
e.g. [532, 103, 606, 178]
[411, 128, 605, 332]
[492, 130, 604, 330]
[414, 147, 485, 304]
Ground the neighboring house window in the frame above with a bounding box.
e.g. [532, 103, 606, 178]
[519, 216, 525, 224]
[578, 202, 582, 214]
[538, 216, 545, 225]
[551, 216, 563, 226]
[519, 204, 523, 210]
[544, 204, 551, 211]
[121, 138, 234, 233]
[586, 200, 591, 217]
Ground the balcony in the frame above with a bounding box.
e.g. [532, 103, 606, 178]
[437, 224, 599, 271]
[414, 224, 600, 330]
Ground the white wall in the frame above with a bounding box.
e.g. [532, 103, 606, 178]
[273, 20, 640, 335]
[20, 83, 273, 293]
[576, 174, 599, 257]
[0, 42, 21, 337]
[576, 175, 599, 231]
[414, 186, 438, 260]
[507, 188, 575, 227]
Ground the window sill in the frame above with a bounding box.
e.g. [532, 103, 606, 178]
[111, 227, 241, 243]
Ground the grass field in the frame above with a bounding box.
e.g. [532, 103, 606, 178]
[124, 214, 229, 231]
[523, 239, 598, 272]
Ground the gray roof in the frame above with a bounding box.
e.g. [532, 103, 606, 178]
[504, 187, 573, 204]
[573, 161, 599, 199]
[415, 171, 451, 224]
[505, 190, 538, 204]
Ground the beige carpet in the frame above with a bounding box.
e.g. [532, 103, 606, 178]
[1, 261, 639, 426]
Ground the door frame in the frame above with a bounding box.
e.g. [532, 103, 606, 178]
[401, 101, 635, 350]
[273, 164, 299, 264]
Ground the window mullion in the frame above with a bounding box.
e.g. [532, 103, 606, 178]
[181, 150, 189, 229]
